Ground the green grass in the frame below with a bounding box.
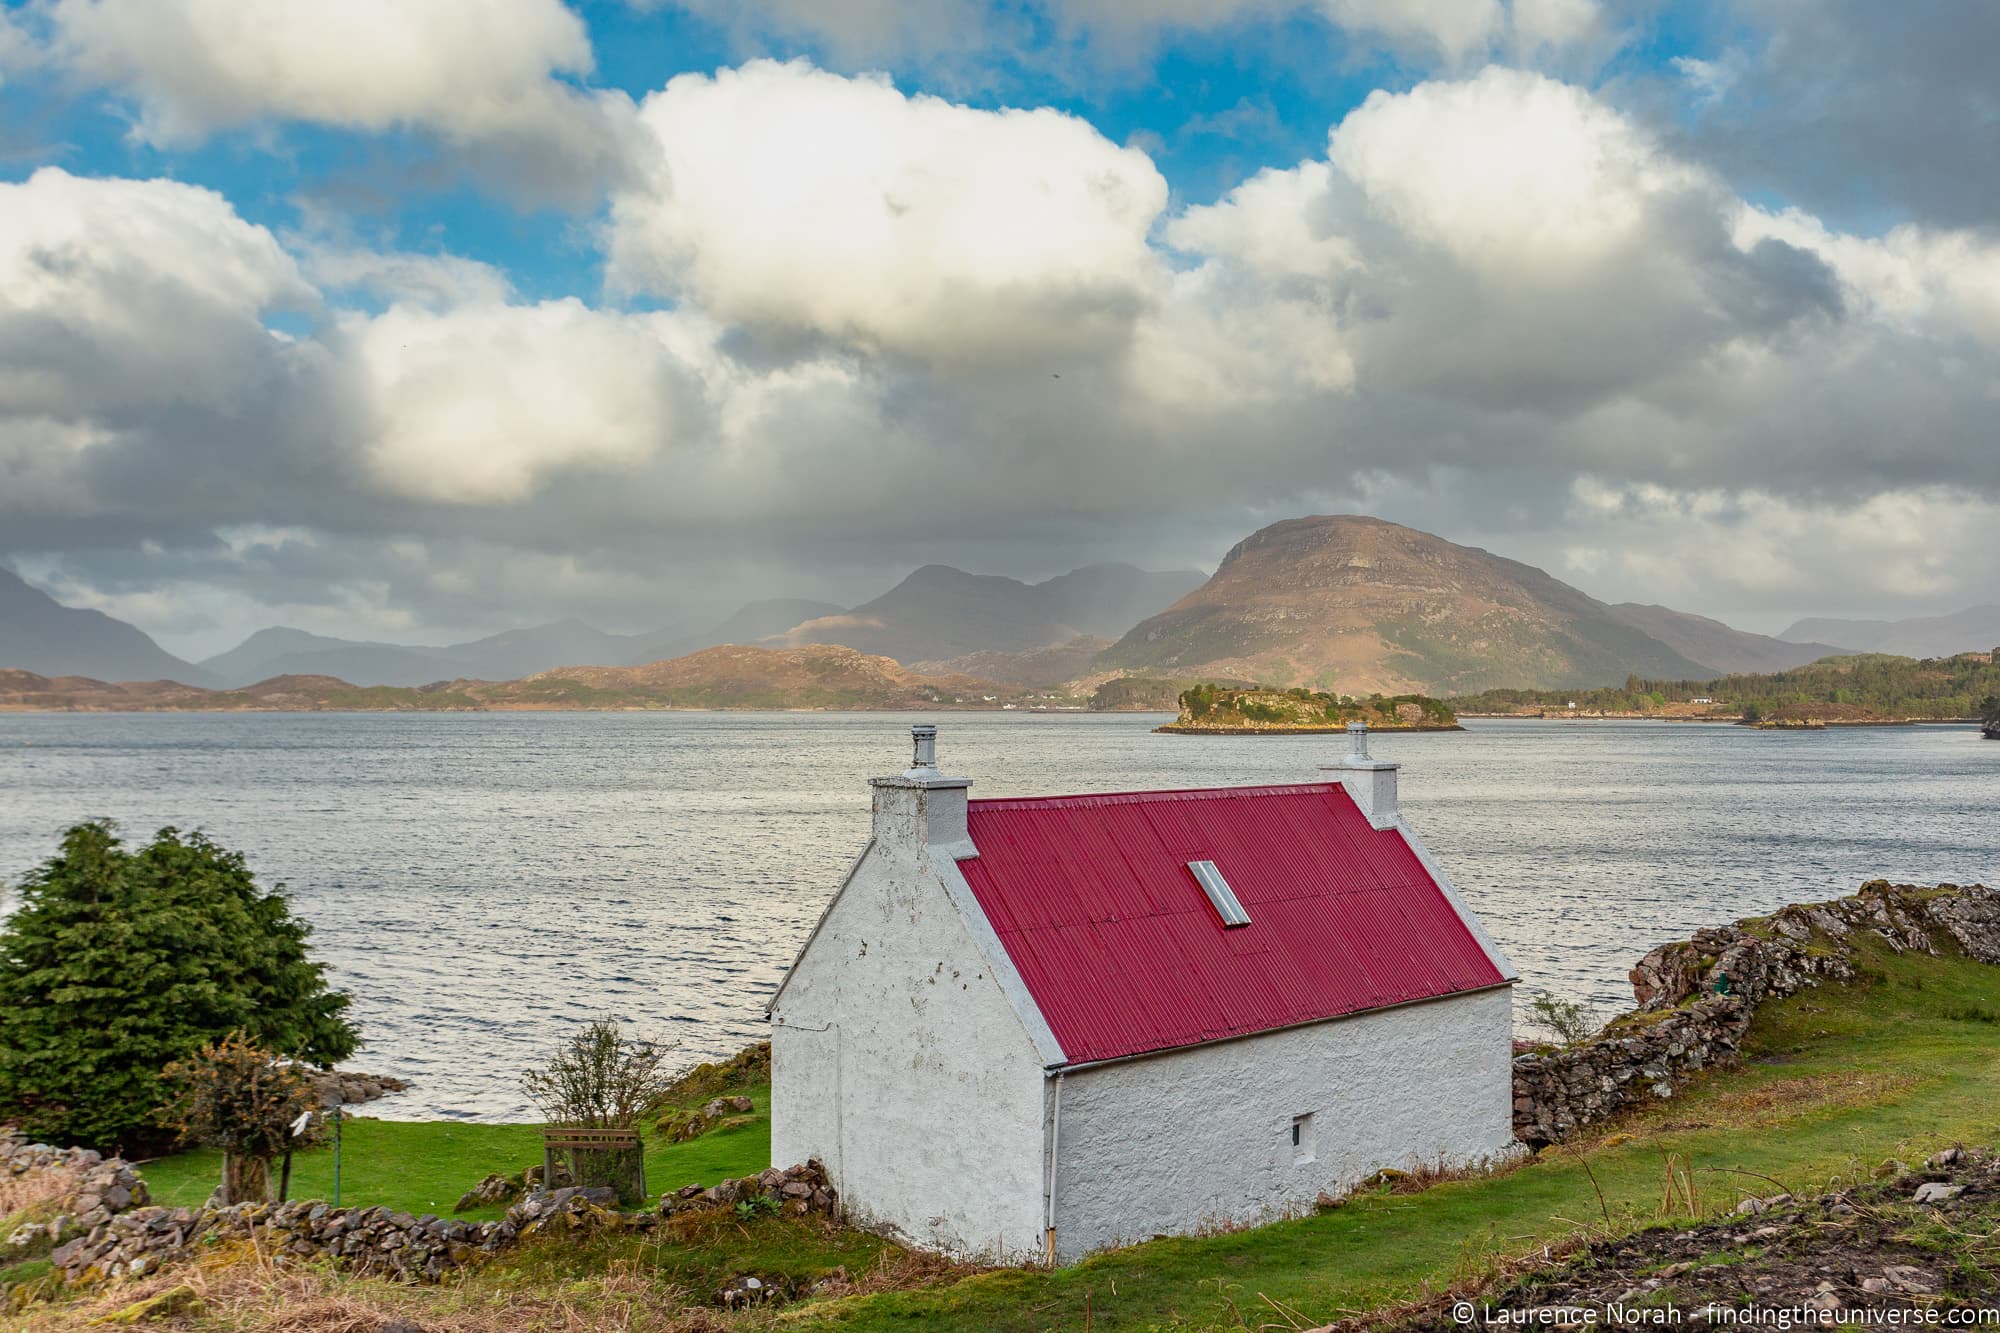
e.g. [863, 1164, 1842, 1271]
[101, 934, 2000, 1330]
[786, 930, 2000, 1329]
[0, 1258, 52, 1286]
[492, 1207, 907, 1302]
[136, 1082, 772, 1221]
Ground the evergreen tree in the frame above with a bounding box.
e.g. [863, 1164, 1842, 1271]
[0, 821, 357, 1151]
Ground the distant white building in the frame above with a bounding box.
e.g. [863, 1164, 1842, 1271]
[769, 723, 1517, 1264]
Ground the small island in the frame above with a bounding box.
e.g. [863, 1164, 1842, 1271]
[1157, 684, 1461, 734]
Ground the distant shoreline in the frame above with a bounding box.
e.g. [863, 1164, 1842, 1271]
[1155, 722, 1465, 734]
[0, 703, 1126, 716]
[1456, 712, 1981, 727]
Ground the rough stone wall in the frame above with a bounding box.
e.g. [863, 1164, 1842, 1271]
[1513, 882, 1998, 1146]
[48, 1165, 836, 1286]
[1, 1131, 151, 1258]
[50, 1198, 518, 1284]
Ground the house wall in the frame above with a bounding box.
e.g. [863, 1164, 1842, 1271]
[770, 811, 1050, 1262]
[1050, 984, 1516, 1262]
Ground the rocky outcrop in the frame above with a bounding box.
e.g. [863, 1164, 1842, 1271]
[656, 1094, 755, 1143]
[1514, 882, 2000, 1146]
[452, 1171, 525, 1213]
[305, 1069, 409, 1109]
[1367, 1147, 2000, 1325]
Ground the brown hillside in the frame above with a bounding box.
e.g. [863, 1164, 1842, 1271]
[0, 648, 1022, 712]
[489, 644, 1006, 708]
[1098, 515, 1712, 694]
[0, 671, 215, 710]
[912, 635, 1112, 687]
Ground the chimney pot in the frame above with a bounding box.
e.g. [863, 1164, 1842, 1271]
[909, 723, 939, 775]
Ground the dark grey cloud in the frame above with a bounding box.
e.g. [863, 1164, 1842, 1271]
[1664, 0, 2000, 232]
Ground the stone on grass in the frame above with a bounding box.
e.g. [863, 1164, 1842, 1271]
[452, 1172, 522, 1213]
[93, 1284, 203, 1323]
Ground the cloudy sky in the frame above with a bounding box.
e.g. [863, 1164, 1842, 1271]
[1, 0, 1995, 656]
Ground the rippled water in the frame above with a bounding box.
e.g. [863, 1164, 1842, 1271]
[1, 712, 1994, 1120]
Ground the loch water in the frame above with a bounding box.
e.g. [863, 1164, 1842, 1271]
[1, 711, 1994, 1120]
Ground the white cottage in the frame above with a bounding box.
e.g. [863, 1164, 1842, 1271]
[769, 723, 1517, 1264]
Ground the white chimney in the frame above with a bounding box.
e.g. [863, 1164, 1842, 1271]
[1325, 721, 1399, 829]
[869, 723, 974, 857]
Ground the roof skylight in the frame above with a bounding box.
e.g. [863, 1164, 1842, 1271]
[1187, 859, 1250, 927]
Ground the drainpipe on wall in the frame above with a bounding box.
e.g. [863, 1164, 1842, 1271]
[1043, 1070, 1064, 1265]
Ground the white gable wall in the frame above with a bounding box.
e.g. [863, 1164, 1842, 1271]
[770, 785, 1050, 1262]
[1049, 985, 1515, 1262]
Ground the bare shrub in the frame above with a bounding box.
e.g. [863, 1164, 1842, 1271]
[522, 1021, 679, 1131]
[523, 1020, 680, 1205]
[1525, 990, 1604, 1046]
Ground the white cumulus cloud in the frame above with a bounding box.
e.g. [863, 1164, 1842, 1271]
[1158, 67, 1841, 417]
[340, 300, 702, 505]
[605, 59, 1169, 363]
[0, 168, 316, 417]
[1327, 68, 1701, 273]
[47, 0, 631, 204]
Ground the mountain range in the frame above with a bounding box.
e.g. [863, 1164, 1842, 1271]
[189, 605, 849, 689]
[776, 563, 1204, 664]
[1603, 604, 1852, 676]
[0, 570, 216, 685]
[182, 564, 1201, 687]
[6, 519, 1991, 699]
[0, 645, 1020, 713]
[1782, 607, 2000, 660]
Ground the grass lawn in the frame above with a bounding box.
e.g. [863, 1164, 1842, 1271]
[789, 928, 2000, 1329]
[136, 1082, 772, 1221]
[54, 925, 2000, 1331]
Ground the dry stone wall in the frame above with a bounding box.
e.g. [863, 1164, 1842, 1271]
[9, 1137, 837, 1288]
[50, 1198, 516, 1284]
[1, 1132, 151, 1259]
[1512, 881, 2000, 1146]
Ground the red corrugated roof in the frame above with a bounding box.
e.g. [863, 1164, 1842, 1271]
[958, 782, 1505, 1066]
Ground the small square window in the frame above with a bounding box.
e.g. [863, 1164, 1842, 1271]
[1291, 1112, 1315, 1165]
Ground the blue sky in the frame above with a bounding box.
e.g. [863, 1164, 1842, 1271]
[1, 0, 1996, 654]
[2, 2, 1742, 302]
